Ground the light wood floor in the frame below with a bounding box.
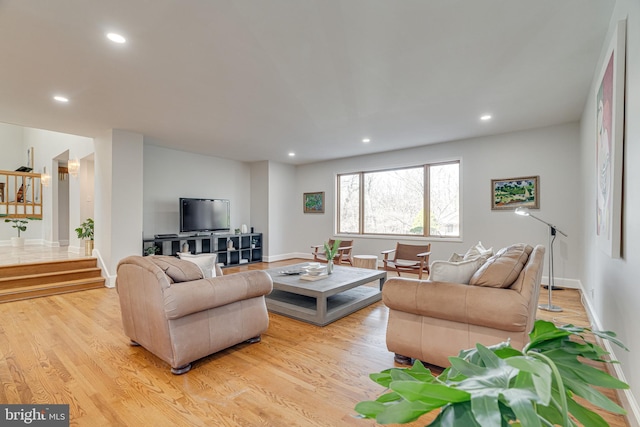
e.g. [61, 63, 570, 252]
[0, 259, 629, 426]
[0, 245, 87, 266]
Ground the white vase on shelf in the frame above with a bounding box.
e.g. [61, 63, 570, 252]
[241, 224, 248, 234]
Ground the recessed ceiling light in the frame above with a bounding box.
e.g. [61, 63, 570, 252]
[362, 138, 371, 143]
[106, 33, 126, 44]
[53, 95, 69, 103]
[288, 152, 295, 157]
[480, 114, 492, 121]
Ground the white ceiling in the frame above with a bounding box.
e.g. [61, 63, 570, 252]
[0, 0, 614, 165]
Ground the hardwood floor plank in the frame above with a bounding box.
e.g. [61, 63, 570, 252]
[0, 260, 629, 426]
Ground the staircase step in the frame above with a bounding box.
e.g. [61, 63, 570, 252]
[0, 278, 106, 303]
[0, 268, 103, 290]
[0, 258, 98, 278]
[0, 258, 105, 303]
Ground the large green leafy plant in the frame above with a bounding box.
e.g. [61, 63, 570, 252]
[356, 320, 628, 426]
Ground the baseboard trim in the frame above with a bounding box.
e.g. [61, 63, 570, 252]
[92, 249, 115, 288]
[541, 275, 580, 289]
[263, 252, 311, 262]
[578, 281, 640, 427]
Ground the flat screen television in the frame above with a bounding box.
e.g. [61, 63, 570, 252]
[180, 198, 230, 233]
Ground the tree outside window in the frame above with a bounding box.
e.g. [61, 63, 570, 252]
[337, 161, 459, 238]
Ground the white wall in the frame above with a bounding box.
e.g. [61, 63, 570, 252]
[266, 161, 297, 260]
[0, 122, 24, 170]
[143, 145, 251, 237]
[293, 123, 582, 286]
[94, 130, 144, 278]
[580, 0, 640, 421]
[250, 161, 270, 255]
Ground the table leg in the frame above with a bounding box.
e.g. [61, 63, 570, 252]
[316, 295, 328, 323]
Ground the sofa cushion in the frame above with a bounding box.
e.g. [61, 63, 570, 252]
[177, 253, 217, 278]
[429, 257, 486, 284]
[469, 244, 533, 288]
[148, 256, 203, 283]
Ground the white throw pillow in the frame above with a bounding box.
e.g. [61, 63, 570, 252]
[463, 241, 494, 261]
[448, 252, 465, 262]
[177, 253, 217, 278]
[429, 258, 486, 284]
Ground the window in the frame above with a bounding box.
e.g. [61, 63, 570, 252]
[337, 161, 459, 237]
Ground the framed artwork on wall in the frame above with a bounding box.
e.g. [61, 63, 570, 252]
[595, 19, 626, 259]
[303, 192, 325, 214]
[491, 176, 539, 210]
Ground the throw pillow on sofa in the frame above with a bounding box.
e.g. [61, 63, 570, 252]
[177, 252, 218, 278]
[469, 243, 533, 288]
[429, 257, 487, 284]
[448, 241, 494, 263]
[148, 256, 204, 283]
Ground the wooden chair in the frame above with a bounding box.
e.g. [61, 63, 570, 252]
[381, 242, 431, 279]
[311, 239, 354, 266]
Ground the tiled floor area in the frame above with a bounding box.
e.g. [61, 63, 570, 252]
[0, 244, 85, 266]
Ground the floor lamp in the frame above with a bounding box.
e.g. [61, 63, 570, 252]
[515, 207, 567, 312]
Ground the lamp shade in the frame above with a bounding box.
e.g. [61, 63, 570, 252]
[68, 158, 80, 177]
[41, 167, 51, 187]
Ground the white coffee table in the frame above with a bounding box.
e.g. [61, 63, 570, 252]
[264, 263, 386, 326]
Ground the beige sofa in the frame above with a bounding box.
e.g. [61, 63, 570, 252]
[383, 244, 545, 367]
[116, 256, 273, 374]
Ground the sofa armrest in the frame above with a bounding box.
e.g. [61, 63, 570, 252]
[163, 270, 273, 320]
[382, 278, 529, 332]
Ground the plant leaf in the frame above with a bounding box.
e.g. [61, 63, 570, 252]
[476, 343, 504, 369]
[545, 349, 629, 389]
[471, 394, 501, 427]
[566, 395, 610, 427]
[429, 402, 483, 427]
[389, 380, 470, 404]
[562, 376, 626, 414]
[568, 362, 629, 389]
[535, 402, 565, 426]
[506, 356, 552, 405]
[591, 329, 629, 351]
[527, 320, 572, 349]
[376, 391, 402, 403]
[503, 393, 542, 427]
[354, 400, 386, 418]
[501, 386, 546, 407]
[375, 399, 432, 424]
[449, 357, 487, 377]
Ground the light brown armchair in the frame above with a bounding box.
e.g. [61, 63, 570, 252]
[383, 244, 544, 367]
[116, 256, 272, 374]
[382, 242, 431, 279]
[311, 239, 354, 266]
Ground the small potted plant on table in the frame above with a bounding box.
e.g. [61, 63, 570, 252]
[323, 239, 341, 274]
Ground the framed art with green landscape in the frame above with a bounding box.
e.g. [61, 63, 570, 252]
[491, 176, 539, 210]
[303, 192, 324, 213]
